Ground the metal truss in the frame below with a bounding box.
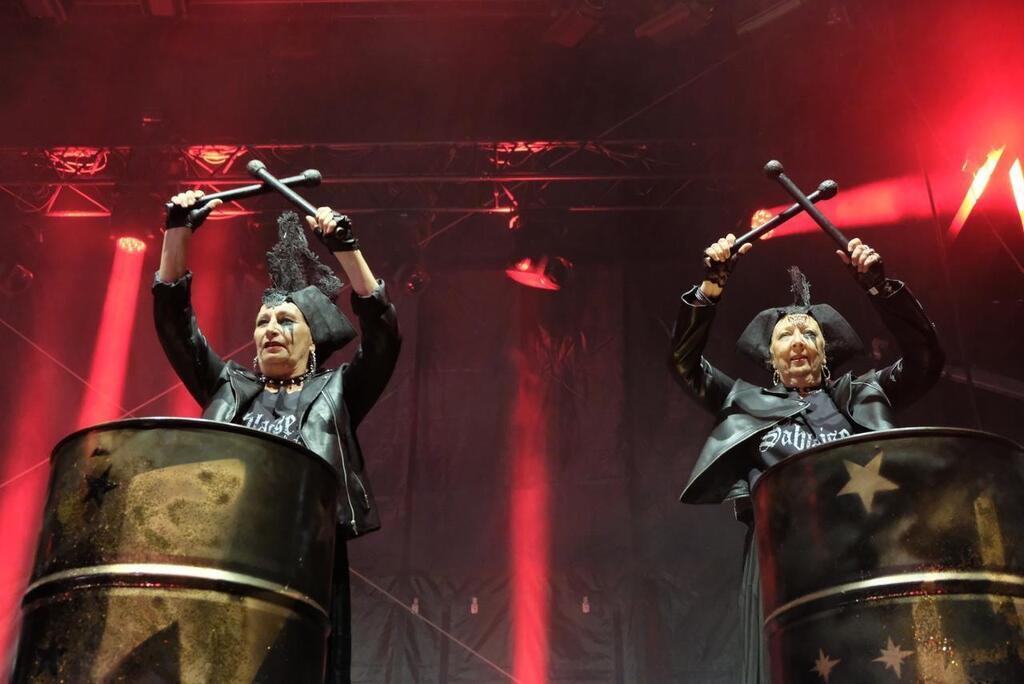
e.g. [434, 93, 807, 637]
[0, 138, 735, 219]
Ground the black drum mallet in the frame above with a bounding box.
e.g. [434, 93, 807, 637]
[246, 160, 352, 231]
[163, 168, 322, 212]
[733, 179, 838, 249]
[763, 160, 883, 294]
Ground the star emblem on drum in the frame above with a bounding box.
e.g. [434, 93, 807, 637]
[874, 637, 914, 678]
[836, 448, 898, 513]
[83, 464, 119, 506]
[811, 648, 840, 681]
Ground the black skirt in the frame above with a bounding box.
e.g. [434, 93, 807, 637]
[740, 525, 768, 684]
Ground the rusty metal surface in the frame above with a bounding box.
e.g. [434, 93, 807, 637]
[752, 427, 1024, 683]
[14, 418, 339, 683]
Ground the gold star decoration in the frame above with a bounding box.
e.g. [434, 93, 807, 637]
[837, 448, 899, 513]
[811, 648, 840, 682]
[874, 637, 914, 678]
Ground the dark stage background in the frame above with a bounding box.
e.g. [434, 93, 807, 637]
[1, 1, 1022, 682]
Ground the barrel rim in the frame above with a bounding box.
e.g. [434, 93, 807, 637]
[24, 562, 329, 621]
[763, 569, 1024, 627]
[750, 426, 1023, 500]
[51, 417, 340, 483]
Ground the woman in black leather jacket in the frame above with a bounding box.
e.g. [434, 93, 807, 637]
[670, 232, 944, 682]
[153, 190, 401, 684]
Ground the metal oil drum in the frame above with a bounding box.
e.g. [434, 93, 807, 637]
[12, 418, 340, 683]
[752, 427, 1024, 683]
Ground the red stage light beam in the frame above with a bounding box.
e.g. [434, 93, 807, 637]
[75, 238, 146, 428]
[947, 146, 1005, 242]
[510, 332, 550, 684]
[1009, 158, 1024, 234]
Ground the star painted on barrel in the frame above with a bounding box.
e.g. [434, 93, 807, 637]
[811, 648, 840, 681]
[837, 448, 899, 513]
[874, 637, 914, 678]
[83, 464, 119, 506]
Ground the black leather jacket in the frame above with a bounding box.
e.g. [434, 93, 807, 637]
[670, 280, 944, 505]
[152, 272, 401, 539]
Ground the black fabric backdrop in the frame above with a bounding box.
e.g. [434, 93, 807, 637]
[1, 209, 1019, 684]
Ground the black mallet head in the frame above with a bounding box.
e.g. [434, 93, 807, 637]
[763, 160, 785, 178]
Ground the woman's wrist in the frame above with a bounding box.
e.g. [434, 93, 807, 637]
[699, 280, 723, 300]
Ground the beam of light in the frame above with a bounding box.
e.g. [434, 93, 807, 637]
[75, 240, 146, 428]
[947, 146, 1005, 242]
[0, 235, 84, 668]
[510, 333, 550, 684]
[758, 173, 961, 241]
[1009, 158, 1024, 234]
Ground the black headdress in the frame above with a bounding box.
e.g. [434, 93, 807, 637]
[263, 211, 356, 361]
[735, 266, 863, 370]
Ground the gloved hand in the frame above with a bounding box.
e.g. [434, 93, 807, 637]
[165, 190, 221, 231]
[837, 238, 888, 295]
[306, 206, 359, 252]
[700, 233, 752, 298]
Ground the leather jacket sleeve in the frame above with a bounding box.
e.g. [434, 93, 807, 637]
[866, 280, 945, 410]
[152, 271, 227, 408]
[341, 281, 401, 429]
[669, 286, 737, 414]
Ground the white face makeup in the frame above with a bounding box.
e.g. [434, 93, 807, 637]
[770, 314, 827, 388]
[253, 301, 314, 380]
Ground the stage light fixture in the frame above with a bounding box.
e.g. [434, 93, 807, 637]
[117, 237, 147, 254]
[46, 147, 108, 176]
[185, 145, 243, 168]
[504, 255, 573, 291]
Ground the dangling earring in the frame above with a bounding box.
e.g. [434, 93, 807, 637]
[821, 362, 831, 382]
[307, 347, 317, 374]
[252, 355, 259, 371]
[772, 369, 782, 386]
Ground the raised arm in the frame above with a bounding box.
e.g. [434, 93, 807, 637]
[153, 190, 228, 407]
[306, 206, 401, 428]
[669, 233, 751, 413]
[837, 238, 945, 410]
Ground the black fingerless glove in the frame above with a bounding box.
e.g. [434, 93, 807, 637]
[703, 253, 740, 288]
[315, 212, 360, 252]
[165, 202, 216, 232]
[852, 257, 890, 296]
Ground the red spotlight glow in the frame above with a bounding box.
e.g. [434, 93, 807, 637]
[750, 208, 774, 229]
[75, 242, 146, 428]
[947, 146, 1005, 242]
[116, 236, 147, 254]
[1009, 158, 1024, 234]
[505, 256, 571, 291]
[758, 174, 955, 240]
[510, 332, 550, 684]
